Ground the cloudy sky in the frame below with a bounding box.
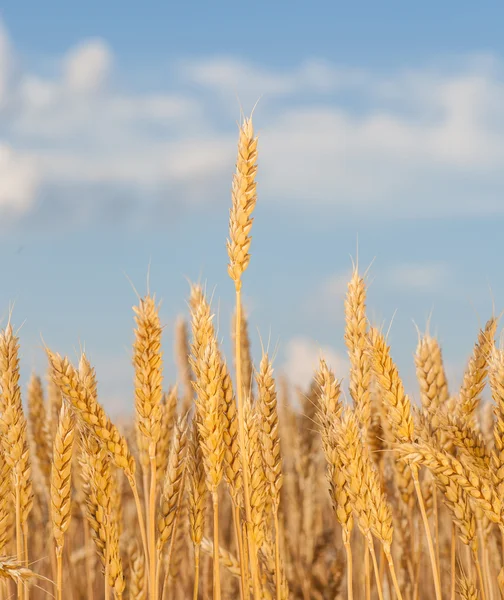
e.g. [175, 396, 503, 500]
[0, 2, 503, 413]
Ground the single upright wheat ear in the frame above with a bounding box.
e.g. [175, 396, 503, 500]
[221, 363, 242, 505]
[458, 317, 497, 427]
[51, 402, 75, 600]
[415, 332, 450, 415]
[80, 435, 125, 598]
[191, 334, 225, 600]
[256, 353, 285, 600]
[344, 268, 371, 430]
[188, 420, 208, 600]
[157, 416, 188, 555]
[0, 323, 33, 600]
[132, 294, 164, 600]
[488, 347, 504, 495]
[133, 294, 164, 472]
[47, 368, 63, 441]
[458, 573, 479, 600]
[244, 399, 267, 551]
[129, 540, 147, 600]
[227, 116, 258, 286]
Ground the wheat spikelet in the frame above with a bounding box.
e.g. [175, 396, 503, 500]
[415, 332, 450, 414]
[489, 346, 504, 499]
[458, 573, 479, 599]
[188, 420, 208, 549]
[316, 359, 354, 543]
[245, 399, 267, 550]
[0, 557, 36, 584]
[201, 537, 242, 580]
[369, 327, 415, 443]
[47, 367, 63, 442]
[129, 540, 147, 600]
[27, 373, 52, 487]
[315, 358, 342, 425]
[320, 428, 354, 539]
[221, 363, 242, 505]
[157, 416, 188, 552]
[439, 412, 490, 473]
[192, 337, 225, 493]
[47, 349, 135, 475]
[333, 410, 393, 547]
[227, 116, 258, 286]
[133, 295, 164, 472]
[458, 317, 497, 426]
[79, 353, 97, 398]
[344, 268, 371, 429]
[0, 324, 33, 531]
[369, 327, 415, 508]
[79, 436, 112, 564]
[256, 354, 283, 505]
[398, 441, 502, 526]
[156, 387, 178, 482]
[189, 284, 216, 382]
[51, 402, 75, 552]
[80, 435, 125, 594]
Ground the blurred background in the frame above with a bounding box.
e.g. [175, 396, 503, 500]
[0, 1, 503, 414]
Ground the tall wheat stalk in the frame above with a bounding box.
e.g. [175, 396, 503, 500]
[0, 323, 33, 600]
[227, 114, 260, 600]
[133, 296, 164, 600]
[50, 403, 75, 600]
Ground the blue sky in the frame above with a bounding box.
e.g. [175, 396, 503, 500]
[0, 3, 503, 413]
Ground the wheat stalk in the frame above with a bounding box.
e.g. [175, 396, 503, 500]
[458, 318, 497, 427]
[0, 323, 33, 600]
[51, 402, 75, 600]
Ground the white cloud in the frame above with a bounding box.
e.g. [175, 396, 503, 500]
[281, 336, 348, 390]
[3, 16, 504, 225]
[0, 144, 40, 213]
[64, 40, 113, 93]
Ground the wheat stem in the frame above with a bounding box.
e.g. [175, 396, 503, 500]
[191, 543, 200, 600]
[127, 475, 150, 594]
[233, 504, 247, 600]
[413, 473, 442, 600]
[235, 286, 261, 600]
[344, 540, 353, 600]
[368, 537, 384, 600]
[385, 549, 404, 600]
[149, 457, 157, 600]
[15, 480, 24, 600]
[451, 522, 457, 600]
[54, 547, 63, 600]
[474, 550, 487, 600]
[212, 492, 221, 600]
[83, 519, 94, 600]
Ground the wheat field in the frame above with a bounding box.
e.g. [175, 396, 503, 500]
[0, 115, 502, 600]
